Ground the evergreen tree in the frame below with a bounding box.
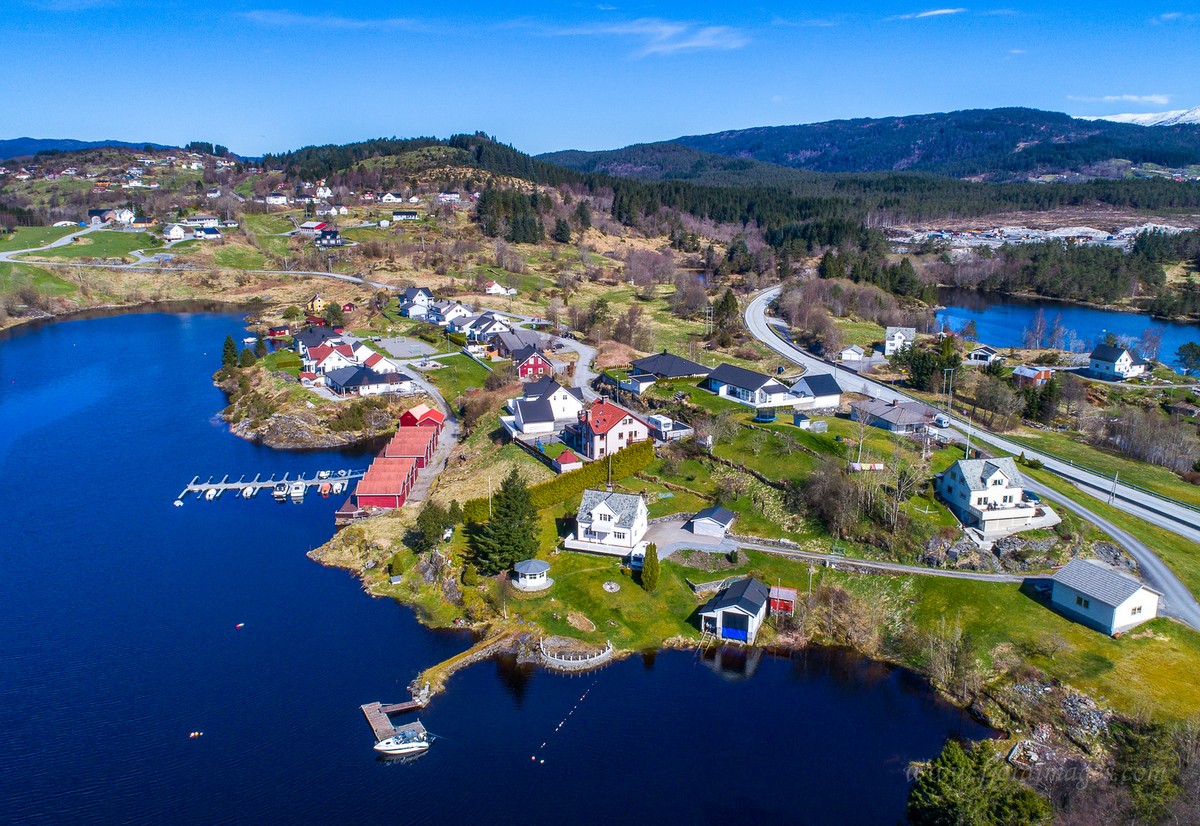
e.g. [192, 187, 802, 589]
[713, 288, 739, 330]
[254, 334, 268, 359]
[552, 218, 572, 244]
[574, 200, 591, 230]
[470, 468, 537, 574]
[413, 502, 451, 553]
[282, 305, 302, 321]
[222, 335, 238, 369]
[238, 348, 256, 368]
[907, 740, 1051, 826]
[326, 303, 345, 327]
[1177, 341, 1200, 375]
[640, 543, 659, 592]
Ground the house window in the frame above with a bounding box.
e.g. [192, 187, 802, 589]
[1076, 596, 1090, 609]
[614, 531, 625, 540]
[598, 513, 612, 522]
[992, 479, 1003, 486]
[1131, 605, 1143, 616]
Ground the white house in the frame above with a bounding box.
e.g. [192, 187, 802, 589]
[566, 489, 649, 556]
[484, 280, 518, 296]
[966, 345, 1003, 366]
[791, 373, 842, 410]
[316, 185, 333, 199]
[193, 227, 222, 241]
[162, 223, 186, 241]
[883, 326, 917, 357]
[504, 377, 586, 435]
[699, 577, 769, 644]
[400, 287, 435, 308]
[265, 193, 289, 207]
[936, 457, 1056, 535]
[704, 363, 799, 409]
[1050, 558, 1160, 636]
[298, 221, 327, 236]
[572, 400, 650, 460]
[380, 192, 406, 203]
[1089, 344, 1149, 381]
[181, 214, 220, 228]
[839, 345, 865, 362]
[428, 300, 472, 327]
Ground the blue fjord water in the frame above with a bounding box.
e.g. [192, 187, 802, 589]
[936, 287, 1200, 369]
[0, 311, 991, 824]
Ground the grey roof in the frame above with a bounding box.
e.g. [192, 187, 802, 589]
[494, 329, 546, 353]
[841, 345, 865, 355]
[514, 559, 550, 575]
[1053, 558, 1157, 607]
[523, 376, 585, 404]
[326, 366, 390, 390]
[1012, 365, 1047, 379]
[401, 287, 433, 301]
[579, 489, 644, 530]
[514, 397, 554, 424]
[971, 345, 998, 356]
[701, 577, 769, 616]
[794, 373, 842, 398]
[631, 350, 709, 379]
[1090, 343, 1128, 363]
[707, 362, 775, 391]
[691, 505, 736, 528]
[851, 398, 931, 428]
[512, 345, 540, 364]
[885, 326, 916, 340]
[947, 457, 1023, 492]
[293, 328, 341, 350]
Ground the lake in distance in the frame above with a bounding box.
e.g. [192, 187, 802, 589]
[0, 311, 993, 824]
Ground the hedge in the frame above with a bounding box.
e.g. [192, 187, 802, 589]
[461, 440, 655, 524]
[447, 331, 468, 347]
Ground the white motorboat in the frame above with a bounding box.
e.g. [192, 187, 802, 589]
[373, 722, 432, 756]
[272, 482, 289, 500]
[204, 488, 217, 502]
[288, 481, 306, 499]
[331, 480, 346, 495]
[317, 470, 331, 480]
[241, 486, 256, 499]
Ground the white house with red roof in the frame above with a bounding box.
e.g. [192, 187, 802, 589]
[572, 400, 650, 460]
[303, 343, 357, 374]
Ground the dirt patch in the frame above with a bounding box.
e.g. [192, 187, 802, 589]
[594, 339, 642, 370]
[672, 549, 738, 572]
[567, 612, 596, 632]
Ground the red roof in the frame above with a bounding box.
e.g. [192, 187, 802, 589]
[401, 404, 445, 426]
[556, 448, 581, 464]
[364, 353, 383, 368]
[585, 400, 643, 435]
[298, 371, 319, 380]
[385, 428, 437, 458]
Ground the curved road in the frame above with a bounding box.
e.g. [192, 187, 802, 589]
[745, 287, 1200, 629]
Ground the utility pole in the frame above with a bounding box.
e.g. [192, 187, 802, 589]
[963, 408, 973, 458]
[943, 367, 955, 413]
[1109, 472, 1118, 505]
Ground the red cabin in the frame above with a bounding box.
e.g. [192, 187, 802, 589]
[399, 403, 445, 432]
[769, 586, 798, 616]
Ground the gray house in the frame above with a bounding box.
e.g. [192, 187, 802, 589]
[850, 398, 932, 434]
[688, 505, 736, 538]
[1049, 559, 1160, 636]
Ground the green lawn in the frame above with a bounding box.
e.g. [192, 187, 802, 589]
[424, 353, 492, 400]
[22, 231, 159, 261]
[261, 349, 302, 377]
[0, 262, 77, 296]
[1007, 427, 1200, 508]
[833, 318, 886, 349]
[240, 213, 294, 236]
[213, 244, 267, 270]
[0, 226, 79, 252]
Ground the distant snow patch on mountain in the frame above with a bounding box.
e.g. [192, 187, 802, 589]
[1089, 106, 1200, 126]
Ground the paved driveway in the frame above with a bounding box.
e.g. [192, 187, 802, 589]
[645, 520, 736, 558]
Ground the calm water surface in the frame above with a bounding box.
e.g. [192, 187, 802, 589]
[0, 312, 992, 824]
[936, 287, 1200, 368]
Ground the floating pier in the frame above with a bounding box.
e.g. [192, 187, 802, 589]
[175, 470, 366, 503]
[360, 701, 423, 741]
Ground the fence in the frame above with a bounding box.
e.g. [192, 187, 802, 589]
[539, 640, 614, 672]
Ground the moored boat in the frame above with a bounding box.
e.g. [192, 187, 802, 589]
[272, 482, 288, 500]
[319, 482, 332, 497]
[373, 721, 432, 756]
[288, 481, 306, 499]
[204, 488, 217, 501]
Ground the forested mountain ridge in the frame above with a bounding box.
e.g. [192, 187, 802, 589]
[0, 138, 175, 161]
[545, 108, 1200, 180]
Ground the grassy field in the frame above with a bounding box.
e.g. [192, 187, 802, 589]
[213, 244, 268, 271]
[260, 348, 302, 376]
[0, 262, 77, 296]
[240, 213, 294, 236]
[423, 353, 493, 400]
[22, 231, 159, 261]
[833, 318, 886, 349]
[0, 226, 79, 252]
[1008, 427, 1200, 508]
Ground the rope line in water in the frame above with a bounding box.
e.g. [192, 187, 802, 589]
[530, 682, 598, 765]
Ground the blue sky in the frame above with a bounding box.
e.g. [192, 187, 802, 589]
[2, 1, 1198, 156]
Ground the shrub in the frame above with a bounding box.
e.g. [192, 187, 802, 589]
[447, 331, 468, 347]
[640, 543, 659, 592]
[461, 563, 480, 587]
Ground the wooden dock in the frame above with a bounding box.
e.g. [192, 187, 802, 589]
[360, 702, 397, 741]
[360, 699, 424, 741]
[175, 469, 366, 502]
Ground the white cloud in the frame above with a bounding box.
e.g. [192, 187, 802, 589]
[1008, 48, 1026, 54]
[239, 10, 425, 31]
[888, 8, 968, 20]
[1067, 93, 1173, 105]
[1152, 11, 1200, 23]
[550, 18, 749, 56]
